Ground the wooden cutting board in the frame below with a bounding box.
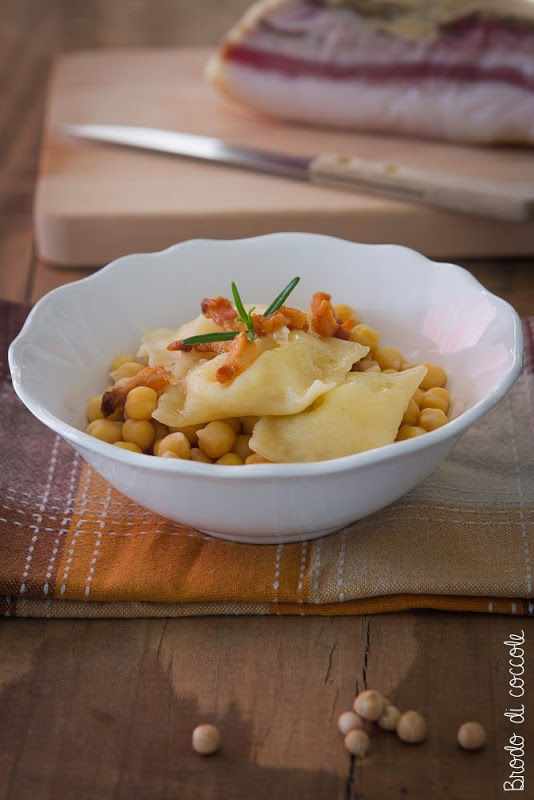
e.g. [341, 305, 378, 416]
[35, 47, 534, 266]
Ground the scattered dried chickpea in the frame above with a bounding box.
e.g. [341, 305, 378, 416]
[190, 447, 213, 463]
[245, 453, 271, 464]
[240, 416, 259, 436]
[353, 690, 386, 722]
[124, 386, 158, 421]
[109, 353, 136, 372]
[122, 419, 156, 451]
[337, 711, 365, 735]
[457, 721, 486, 751]
[197, 421, 236, 459]
[334, 303, 356, 323]
[396, 424, 426, 441]
[374, 347, 403, 371]
[402, 399, 420, 426]
[157, 432, 191, 459]
[232, 434, 253, 462]
[412, 388, 425, 407]
[420, 387, 450, 414]
[350, 323, 380, 352]
[397, 711, 427, 743]
[216, 453, 244, 466]
[86, 395, 104, 423]
[418, 408, 448, 432]
[378, 705, 401, 731]
[87, 419, 122, 444]
[113, 441, 142, 453]
[111, 361, 144, 381]
[192, 724, 220, 755]
[344, 728, 370, 757]
[421, 363, 447, 390]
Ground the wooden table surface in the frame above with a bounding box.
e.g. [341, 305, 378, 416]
[1, 2, 532, 799]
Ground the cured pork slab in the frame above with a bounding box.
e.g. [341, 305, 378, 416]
[207, 0, 534, 144]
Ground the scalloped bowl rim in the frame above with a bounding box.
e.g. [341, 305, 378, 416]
[8, 233, 523, 478]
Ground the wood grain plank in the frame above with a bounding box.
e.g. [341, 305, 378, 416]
[30, 260, 92, 301]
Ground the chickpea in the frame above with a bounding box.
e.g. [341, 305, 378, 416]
[412, 388, 425, 407]
[190, 447, 213, 463]
[197, 421, 236, 459]
[353, 690, 386, 722]
[420, 363, 447, 390]
[233, 434, 253, 462]
[418, 408, 448, 432]
[109, 353, 136, 372]
[457, 721, 486, 751]
[224, 417, 242, 435]
[240, 416, 259, 435]
[401, 362, 417, 371]
[359, 357, 380, 372]
[350, 323, 380, 352]
[122, 419, 156, 451]
[402, 399, 420, 426]
[111, 361, 144, 381]
[382, 368, 398, 374]
[216, 453, 244, 466]
[86, 419, 122, 444]
[153, 438, 163, 456]
[375, 347, 404, 371]
[192, 724, 220, 755]
[124, 386, 158, 421]
[245, 453, 272, 464]
[86, 394, 104, 422]
[161, 450, 178, 458]
[420, 387, 450, 414]
[396, 424, 426, 441]
[157, 432, 191, 460]
[337, 711, 365, 735]
[344, 728, 370, 757]
[378, 705, 401, 731]
[113, 441, 143, 453]
[397, 711, 427, 743]
[334, 303, 357, 323]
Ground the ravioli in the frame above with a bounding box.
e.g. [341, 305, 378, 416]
[154, 331, 368, 428]
[137, 315, 222, 381]
[250, 366, 427, 463]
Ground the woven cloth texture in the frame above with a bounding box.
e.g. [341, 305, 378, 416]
[1, 301, 532, 618]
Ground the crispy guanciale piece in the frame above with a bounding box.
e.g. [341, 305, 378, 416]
[310, 292, 354, 340]
[167, 339, 229, 354]
[252, 305, 308, 336]
[216, 331, 259, 384]
[200, 296, 240, 330]
[101, 365, 172, 418]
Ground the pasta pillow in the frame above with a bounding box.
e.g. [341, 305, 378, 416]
[250, 366, 427, 463]
[137, 315, 222, 380]
[154, 331, 368, 428]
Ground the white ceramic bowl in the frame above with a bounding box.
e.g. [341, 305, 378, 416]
[9, 234, 522, 543]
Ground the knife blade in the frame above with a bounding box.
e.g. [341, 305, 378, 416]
[61, 123, 534, 222]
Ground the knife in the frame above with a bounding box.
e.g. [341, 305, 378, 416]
[61, 124, 534, 222]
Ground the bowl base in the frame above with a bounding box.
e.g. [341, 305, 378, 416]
[197, 524, 344, 545]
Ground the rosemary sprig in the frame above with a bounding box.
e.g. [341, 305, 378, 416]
[181, 276, 300, 346]
[232, 282, 256, 342]
[180, 331, 239, 345]
[263, 276, 300, 318]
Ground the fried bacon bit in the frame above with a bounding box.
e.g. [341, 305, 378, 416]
[167, 339, 229, 354]
[310, 292, 355, 340]
[252, 305, 308, 337]
[216, 331, 258, 384]
[101, 365, 172, 418]
[200, 296, 240, 330]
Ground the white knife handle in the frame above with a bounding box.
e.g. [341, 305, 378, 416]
[309, 153, 534, 222]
